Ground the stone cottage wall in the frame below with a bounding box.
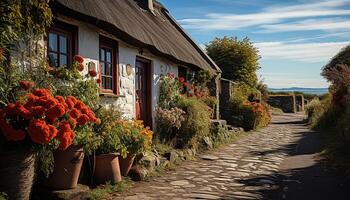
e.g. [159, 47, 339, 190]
[268, 95, 296, 113]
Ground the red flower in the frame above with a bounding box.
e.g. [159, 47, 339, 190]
[0, 118, 26, 141]
[4, 103, 17, 116]
[31, 106, 46, 116]
[167, 73, 175, 79]
[68, 117, 77, 129]
[66, 96, 77, 105]
[69, 108, 81, 119]
[87, 111, 97, 122]
[96, 78, 101, 84]
[28, 119, 58, 144]
[74, 100, 85, 110]
[32, 89, 51, 98]
[17, 104, 32, 119]
[73, 55, 84, 63]
[59, 121, 72, 132]
[46, 103, 66, 120]
[58, 130, 74, 150]
[19, 80, 34, 90]
[77, 63, 84, 71]
[77, 114, 90, 126]
[179, 77, 185, 83]
[88, 70, 97, 77]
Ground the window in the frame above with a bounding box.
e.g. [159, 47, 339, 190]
[99, 36, 118, 94]
[47, 22, 77, 68]
[178, 66, 188, 81]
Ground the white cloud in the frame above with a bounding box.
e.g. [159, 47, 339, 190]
[260, 18, 350, 32]
[179, 0, 350, 31]
[255, 41, 349, 62]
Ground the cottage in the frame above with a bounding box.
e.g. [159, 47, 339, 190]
[47, 0, 221, 128]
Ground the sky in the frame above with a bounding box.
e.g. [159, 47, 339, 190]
[158, 0, 350, 88]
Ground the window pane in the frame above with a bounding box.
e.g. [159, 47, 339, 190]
[101, 63, 105, 75]
[100, 49, 105, 61]
[49, 33, 58, 52]
[106, 50, 111, 62]
[60, 54, 67, 67]
[59, 36, 67, 53]
[102, 76, 106, 89]
[107, 77, 112, 89]
[106, 63, 112, 75]
[48, 53, 58, 67]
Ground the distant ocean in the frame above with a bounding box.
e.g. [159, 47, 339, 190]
[269, 87, 328, 95]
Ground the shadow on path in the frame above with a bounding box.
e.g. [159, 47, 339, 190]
[224, 116, 350, 200]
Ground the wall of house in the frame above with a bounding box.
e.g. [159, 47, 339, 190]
[60, 18, 178, 125]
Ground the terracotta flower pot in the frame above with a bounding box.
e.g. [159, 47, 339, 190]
[45, 145, 84, 190]
[118, 154, 135, 176]
[94, 153, 122, 184]
[0, 147, 36, 200]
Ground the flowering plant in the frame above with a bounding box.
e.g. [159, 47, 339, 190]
[156, 107, 186, 145]
[114, 119, 153, 157]
[0, 88, 98, 150]
[240, 101, 271, 130]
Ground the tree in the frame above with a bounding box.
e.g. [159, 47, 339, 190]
[206, 37, 260, 86]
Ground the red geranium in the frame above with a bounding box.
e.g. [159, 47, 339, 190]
[78, 63, 84, 71]
[178, 77, 185, 83]
[73, 55, 84, 63]
[96, 78, 101, 84]
[19, 80, 35, 90]
[28, 119, 58, 144]
[58, 130, 74, 150]
[88, 70, 97, 77]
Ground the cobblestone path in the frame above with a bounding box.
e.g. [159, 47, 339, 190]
[115, 113, 349, 200]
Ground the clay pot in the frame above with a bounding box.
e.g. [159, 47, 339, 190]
[94, 153, 122, 184]
[118, 154, 135, 176]
[0, 147, 36, 200]
[45, 145, 84, 190]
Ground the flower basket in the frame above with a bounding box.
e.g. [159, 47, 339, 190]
[94, 153, 122, 184]
[118, 154, 135, 176]
[45, 145, 84, 190]
[0, 147, 36, 200]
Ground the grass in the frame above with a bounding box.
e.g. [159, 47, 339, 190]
[85, 178, 133, 200]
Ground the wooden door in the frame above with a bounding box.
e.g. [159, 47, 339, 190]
[135, 58, 152, 128]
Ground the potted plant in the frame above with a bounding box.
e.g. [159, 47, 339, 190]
[92, 108, 126, 184]
[115, 120, 153, 176]
[44, 56, 101, 190]
[0, 87, 97, 197]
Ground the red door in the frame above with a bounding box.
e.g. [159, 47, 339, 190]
[135, 58, 152, 128]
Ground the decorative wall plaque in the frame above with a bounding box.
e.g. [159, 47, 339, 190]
[126, 64, 133, 76]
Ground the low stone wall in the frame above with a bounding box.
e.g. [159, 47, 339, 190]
[268, 95, 296, 113]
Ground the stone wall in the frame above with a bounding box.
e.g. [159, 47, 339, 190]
[208, 74, 221, 120]
[268, 95, 296, 113]
[295, 95, 305, 112]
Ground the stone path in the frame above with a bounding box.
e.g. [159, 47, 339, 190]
[115, 113, 350, 200]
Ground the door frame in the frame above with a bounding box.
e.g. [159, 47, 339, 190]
[135, 56, 152, 129]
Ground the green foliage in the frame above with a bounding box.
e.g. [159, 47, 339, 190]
[0, 192, 7, 200]
[206, 37, 260, 86]
[305, 98, 326, 127]
[176, 96, 211, 148]
[158, 74, 181, 109]
[86, 179, 133, 200]
[193, 70, 214, 88]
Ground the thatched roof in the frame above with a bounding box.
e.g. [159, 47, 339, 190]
[52, 0, 220, 73]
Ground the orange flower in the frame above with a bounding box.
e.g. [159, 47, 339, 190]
[32, 88, 51, 98]
[73, 55, 84, 63]
[69, 108, 81, 119]
[28, 119, 58, 144]
[46, 103, 66, 120]
[59, 121, 72, 132]
[31, 106, 46, 116]
[19, 80, 35, 90]
[0, 117, 26, 141]
[58, 130, 74, 150]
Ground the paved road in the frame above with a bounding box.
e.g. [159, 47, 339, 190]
[116, 114, 350, 200]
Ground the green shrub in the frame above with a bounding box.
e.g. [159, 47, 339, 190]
[176, 97, 211, 148]
[306, 98, 327, 127]
[239, 102, 271, 131]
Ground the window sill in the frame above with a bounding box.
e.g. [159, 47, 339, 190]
[99, 93, 125, 98]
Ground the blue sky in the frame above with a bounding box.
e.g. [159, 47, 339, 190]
[158, 0, 350, 88]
